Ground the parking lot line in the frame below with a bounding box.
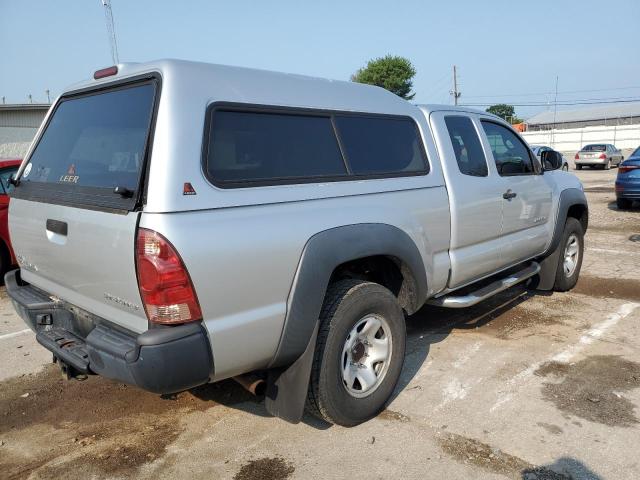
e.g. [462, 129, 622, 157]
[0, 328, 31, 341]
[589, 247, 640, 256]
[489, 302, 639, 412]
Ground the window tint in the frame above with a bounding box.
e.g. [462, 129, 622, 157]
[481, 121, 535, 176]
[583, 144, 606, 152]
[24, 83, 155, 190]
[444, 116, 488, 177]
[0, 167, 18, 194]
[207, 110, 347, 183]
[334, 116, 427, 175]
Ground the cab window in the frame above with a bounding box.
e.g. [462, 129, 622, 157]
[481, 121, 535, 176]
[444, 116, 488, 177]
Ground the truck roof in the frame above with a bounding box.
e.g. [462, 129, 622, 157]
[63, 59, 421, 118]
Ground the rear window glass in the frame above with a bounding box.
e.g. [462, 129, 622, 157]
[582, 144, 606, 152]
[23, 83, 155, 191]
[334, 116, 427, 175]
[444, 116, 488, 177]
[207, 110, 347, 184]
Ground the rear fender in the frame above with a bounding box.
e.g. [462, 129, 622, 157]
[264, 223, 427, 423]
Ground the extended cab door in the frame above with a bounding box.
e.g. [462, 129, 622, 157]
[430, 112, 504, 288]
[479, 119, 553, 267]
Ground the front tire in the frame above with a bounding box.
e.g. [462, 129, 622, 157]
[553, 217, 584, 292]
[306, 280, 406, 426]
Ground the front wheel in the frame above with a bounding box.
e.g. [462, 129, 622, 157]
[553, 217, 584, 292]
[306, 280, 406, 426]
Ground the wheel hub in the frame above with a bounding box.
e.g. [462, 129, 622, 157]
[351, 341, 366, 363]
[341, 314, 393, 398]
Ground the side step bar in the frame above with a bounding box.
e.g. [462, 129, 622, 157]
[426, 262, 540, 309]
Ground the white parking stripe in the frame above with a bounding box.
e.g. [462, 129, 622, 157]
[489, 302, 639, 412]
[0, 329, 31, 341]
[589, 247, 640, 256]
[583, 183, 612, 189]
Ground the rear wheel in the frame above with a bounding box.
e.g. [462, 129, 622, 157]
[306, 280, 406, 426]
[604, 159, 611, 170]
[553, 217, 584, 292]
[617, 198, 633, 210]
[576, 165, 583, 170]
[562, 163, 569, 171]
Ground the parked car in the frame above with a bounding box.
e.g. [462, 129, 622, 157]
[530, 145, 569, 171]
[615, 146, 640, 209]
[0, 159, 21, 276]
[574, 144, 624, 170]
[6, 60, 588, 427]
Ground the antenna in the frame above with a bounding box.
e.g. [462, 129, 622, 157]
[100, 0, 120, 65]
[450, 65, 461, 106]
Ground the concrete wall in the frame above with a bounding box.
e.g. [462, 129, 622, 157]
[521, 124, 640, 156]
[0, 107, 48, 159]
[0, 127, 38, 158]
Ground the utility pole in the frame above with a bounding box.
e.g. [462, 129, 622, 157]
[45, 89, 51, 104]
[551, 76, 559, 148]
[101, 0, 120, 65]
[450, 65, 461, 106]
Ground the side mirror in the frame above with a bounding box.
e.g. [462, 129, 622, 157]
[541, 150, 563, 171]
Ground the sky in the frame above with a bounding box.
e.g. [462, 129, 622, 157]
[1, 0, 639, 120]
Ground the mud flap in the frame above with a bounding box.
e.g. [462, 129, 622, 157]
[532, 246, 562, 291]
[264, 322, 319, 423]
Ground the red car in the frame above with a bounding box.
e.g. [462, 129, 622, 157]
[0, 159, 22, 276]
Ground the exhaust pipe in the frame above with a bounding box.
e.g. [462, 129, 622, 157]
[233, 374, 266, 396]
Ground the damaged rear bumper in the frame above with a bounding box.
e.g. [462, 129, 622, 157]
[5, 269, 213, 394]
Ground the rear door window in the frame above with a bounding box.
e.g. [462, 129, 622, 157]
[334, 116, 427, 175]
[15, 80, 157, 210]
[444, 116, 488, 177]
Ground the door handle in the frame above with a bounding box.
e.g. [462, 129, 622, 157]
[503, 190, 517, 200]
[46, 219, 68, 236]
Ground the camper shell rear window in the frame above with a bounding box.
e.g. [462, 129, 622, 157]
[12, 76, 160, 212]
[203, 104, 429, 188]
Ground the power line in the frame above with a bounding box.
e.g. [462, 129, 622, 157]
[461, 98, 640, 107]
[463, 85, 640, 100]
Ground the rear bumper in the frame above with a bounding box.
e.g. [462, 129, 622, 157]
[576, 158, 607, 165]
[5, 269, 213, 394]
[616, 182, 640, 199]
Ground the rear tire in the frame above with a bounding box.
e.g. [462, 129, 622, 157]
[604, 159, 611, 170]
[576, 165, 582, 170]
[562, 163, 569, 171]
[553, 217, 584, 292]
[306, 280, 406, 426]
[617, 198, 633, 210]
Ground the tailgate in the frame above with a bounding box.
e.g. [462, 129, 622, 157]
[8, 78, 159, 334]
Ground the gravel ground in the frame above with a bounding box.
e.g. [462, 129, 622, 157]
[0, 167, 638, 480]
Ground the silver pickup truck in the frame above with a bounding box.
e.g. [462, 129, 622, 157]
[6, 60, 587, 427]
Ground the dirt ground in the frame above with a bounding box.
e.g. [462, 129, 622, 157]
[0, 167, 639, 480]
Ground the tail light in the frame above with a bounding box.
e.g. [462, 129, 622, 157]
[599, 153, 607, 160]
[619, 165, 640, 173]
[574, 153, 580, 160]
[135, 228, 202, 324]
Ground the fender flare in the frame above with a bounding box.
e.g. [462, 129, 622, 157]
[535, 188, 588, 290]
[265, 223, 428, 423]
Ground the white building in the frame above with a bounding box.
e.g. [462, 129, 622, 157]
[0, 104, 50, 158]
[522, 103, 640, 154]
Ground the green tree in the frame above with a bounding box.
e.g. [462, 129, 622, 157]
[486, 104, 522, 123]
[351, 55, 416, 100]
